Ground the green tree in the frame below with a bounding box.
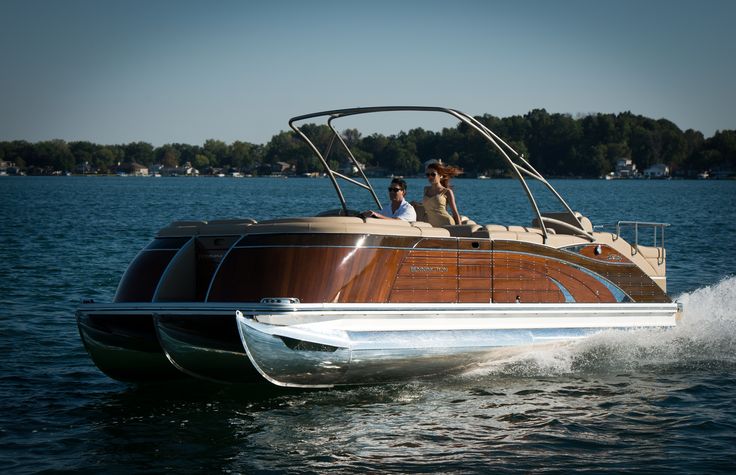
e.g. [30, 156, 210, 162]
[203, 139, 229, 167]
[0, 140, 34, 166]
[360, 133, 390, 168]
[69, 141, 96, 166]
[263, 131, 315, 174]
[708, 130, 736, 168]
[193, 153, 210, 170]
[681, 129, 705, 174]
[124, 142, 154, 165]
[34, 140, 74, 172]
[173, 143, 199, 166]
[94, 146, 122, 173]
[156, 145, 181, 168]
[383, 141, 420, 175]
[231, 141, 260, 171]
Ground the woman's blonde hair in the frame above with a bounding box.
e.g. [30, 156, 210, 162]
[427, 162, 463, 188]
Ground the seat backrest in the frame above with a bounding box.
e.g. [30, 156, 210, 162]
[532, 211, 593, 234]
[442, 224, 482, 237]
[410, 201, 428, 223]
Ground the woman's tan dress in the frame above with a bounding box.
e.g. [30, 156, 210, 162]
[422, 190, 455, 226]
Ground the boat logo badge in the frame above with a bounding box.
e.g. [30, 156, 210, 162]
[410, 266, 449, 273]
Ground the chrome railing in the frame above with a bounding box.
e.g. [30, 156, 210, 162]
[613, 221, 670, 264]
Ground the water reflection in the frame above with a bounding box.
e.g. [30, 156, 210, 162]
[3, 177, 736, 473]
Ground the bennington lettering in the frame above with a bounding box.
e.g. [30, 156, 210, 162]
[410, 266, 449, 273]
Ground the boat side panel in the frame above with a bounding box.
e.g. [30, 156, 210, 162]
[208, 234, 411, 303]
[115, 237, 191, 303]
[195, 236, 241, 301]
[390, 243, 458, 302]
[493, 241, 669, 303]
[492, 252, 614, 303]
[207, 233, 669, 304]
[457, 239, 492, 303]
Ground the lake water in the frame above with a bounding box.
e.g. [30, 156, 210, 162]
[1, 176, 735, 473]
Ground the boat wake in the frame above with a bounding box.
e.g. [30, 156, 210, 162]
[465, 276, 736, 378]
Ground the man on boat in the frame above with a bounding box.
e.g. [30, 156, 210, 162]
[362, 178, 417, 221]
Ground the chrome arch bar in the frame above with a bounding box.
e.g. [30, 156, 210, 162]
[288, 106, 592, 240]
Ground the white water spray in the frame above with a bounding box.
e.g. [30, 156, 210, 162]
[466, 276, 736, 378]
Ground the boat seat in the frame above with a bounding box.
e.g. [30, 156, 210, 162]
[201, 222, 258, 235]
[469, 224, 547, 244]
[487, 231, 544, 244]
[409, 221, 450, 236]
[157, 220, 208, 237]
[410, 221, 433, 228]
[635, 244, 661, 259]
[532, 211, 593, 235]
[544, 234, 590, 247]
[442, 224, 482, 237]
[593, 232, 666, 281]
[242, 216, 440, 237]
[410, 201, 475, 227]
[261, 216, 365, 225]
[411, 201, 428, 223]
[208, 218, 257, 225]
[158, 220, 259, 237]
[416, 227, 451, 237]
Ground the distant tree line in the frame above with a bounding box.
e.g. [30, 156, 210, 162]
[1, 109, 734, 178]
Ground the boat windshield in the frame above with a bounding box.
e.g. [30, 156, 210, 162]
[289, 106, 591, 241]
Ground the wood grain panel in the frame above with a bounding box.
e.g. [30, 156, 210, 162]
[209, 246, 404, 303]
[491, 251, 616, 303]
[545, 265, 615, 303]
[457, 240, 492, 302]
[458, 290, 492, 303]
[205, 233, 668, 304]
[575, 243, 629, 263]
[492, 241, 669, 303]
[388, 289, 457, 303]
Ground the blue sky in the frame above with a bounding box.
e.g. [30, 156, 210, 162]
[1, 0, 734, 145]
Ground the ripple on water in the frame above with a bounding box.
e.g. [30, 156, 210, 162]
[2, 178, 736, 473]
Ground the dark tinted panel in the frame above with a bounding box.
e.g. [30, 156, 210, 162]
[146, 237, 191, 250]
[113, 251, 178, 302]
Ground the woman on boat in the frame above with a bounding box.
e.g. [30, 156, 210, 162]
[423, 162, 462, 226]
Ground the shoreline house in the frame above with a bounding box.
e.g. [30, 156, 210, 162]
[116, 162, 149, 176]
[604, 158, 640, 180]
[643, 163, 670, 179]
[0, 160, 13, 175]
[162, 162, 199, 176]
[74, 161, 98, 175]
[340, 160, 366, 176]
[615, 158, 638, 178]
